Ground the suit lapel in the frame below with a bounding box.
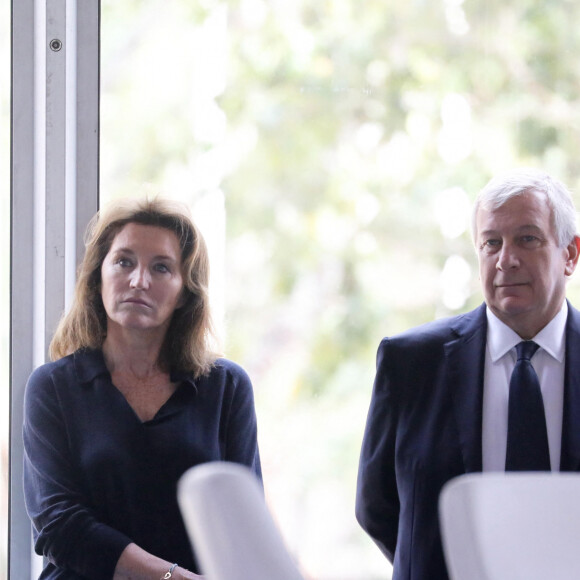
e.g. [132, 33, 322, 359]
[560, 302, 580, 471]
[444, 304, 487, 473]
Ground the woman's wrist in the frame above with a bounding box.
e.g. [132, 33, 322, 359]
[161, 563, 178, 579]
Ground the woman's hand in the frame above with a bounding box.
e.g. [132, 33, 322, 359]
[113, 543, 205, 580]
[173, 568, 205, 579]
[171, 565, 204, 579]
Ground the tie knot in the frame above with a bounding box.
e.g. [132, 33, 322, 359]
[516, 340, 539, 361]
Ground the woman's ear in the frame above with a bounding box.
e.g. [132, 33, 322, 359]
[176, 288, 188, 309]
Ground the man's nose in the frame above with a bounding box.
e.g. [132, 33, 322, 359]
[496, 243, 520, 271]
[130, 266, 151, 289]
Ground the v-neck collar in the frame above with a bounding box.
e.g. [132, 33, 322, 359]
[73, 348, 197, 425]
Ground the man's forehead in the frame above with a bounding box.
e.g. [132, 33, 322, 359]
[478, 193, 550, 219]
[478, 223, 545, 236]
[475, 194, 555, 238]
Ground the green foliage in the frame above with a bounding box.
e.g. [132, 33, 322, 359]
[99, 1, 580, 576]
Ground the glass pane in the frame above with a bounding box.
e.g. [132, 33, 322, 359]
[101, 2, 580, 578]
[1, 0, 10, 577]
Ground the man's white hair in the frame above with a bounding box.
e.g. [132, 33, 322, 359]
[471, 167, 578, 248]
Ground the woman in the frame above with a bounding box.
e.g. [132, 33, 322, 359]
[23, 198, 262, 580]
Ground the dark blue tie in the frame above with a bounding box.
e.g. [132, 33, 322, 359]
[505, 341, 551, 471]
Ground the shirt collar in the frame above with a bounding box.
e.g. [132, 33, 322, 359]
[73, 348, 110, 383]
[73, 348, 198, 388]
[486, 301, 567, 363]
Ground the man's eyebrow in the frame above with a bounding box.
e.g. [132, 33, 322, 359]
[479, 229, 499, 238]
[514, 224, 546, 236]
[479, 224, 544, 237]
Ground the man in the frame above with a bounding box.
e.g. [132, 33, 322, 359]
[355, 168, 580, 580]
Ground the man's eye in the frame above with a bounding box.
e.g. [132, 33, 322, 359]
[521, 235, 539, 243]
[481, 239, 501, 250]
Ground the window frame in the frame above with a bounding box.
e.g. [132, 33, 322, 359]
[10, 0, 100, 576]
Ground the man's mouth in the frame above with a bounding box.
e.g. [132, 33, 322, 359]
[495, 282, 528, 289]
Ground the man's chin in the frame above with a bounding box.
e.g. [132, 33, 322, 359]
[491, 298, 532, 321]
[494, 283, 530, 296]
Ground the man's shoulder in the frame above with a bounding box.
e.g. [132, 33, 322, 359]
[567, 300, 580, 325]
[382, 304, 487, 349]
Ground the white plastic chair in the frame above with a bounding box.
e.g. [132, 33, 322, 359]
[439, 472, 580, 580]
[178, 461, 305, 580]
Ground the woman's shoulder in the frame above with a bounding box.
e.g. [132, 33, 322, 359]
[26, 349, 105, 389]
[212, 357, 249, 376]
[27, 352, 76, 383]
[192, 358, 253, 391]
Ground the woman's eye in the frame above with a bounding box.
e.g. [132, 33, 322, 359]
[154, 263, 170, 273]
[117, 257, 132, 267]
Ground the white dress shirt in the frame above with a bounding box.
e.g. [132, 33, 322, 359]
[481, 301, 567, 472]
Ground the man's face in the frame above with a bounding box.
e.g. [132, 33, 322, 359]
[475, 191, 579, 339]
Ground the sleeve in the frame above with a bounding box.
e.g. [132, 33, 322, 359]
[355, 338, 400, 562]
[220, 362, 263, 483]
[22, 365, 132, 579]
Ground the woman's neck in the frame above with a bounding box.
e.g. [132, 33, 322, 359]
[102, 327, 166, 378]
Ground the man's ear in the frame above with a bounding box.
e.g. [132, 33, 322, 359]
[564, 236, 580, 276]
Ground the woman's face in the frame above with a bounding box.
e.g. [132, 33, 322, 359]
[100, 222, 185, 338]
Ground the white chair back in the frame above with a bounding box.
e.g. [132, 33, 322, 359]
[439, 472, 580, 580]
[178, 461, 304, 580]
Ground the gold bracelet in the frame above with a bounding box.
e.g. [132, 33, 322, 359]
[161, 563, 178, 579]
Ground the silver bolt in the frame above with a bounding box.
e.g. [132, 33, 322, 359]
[49, 39, 63, 52]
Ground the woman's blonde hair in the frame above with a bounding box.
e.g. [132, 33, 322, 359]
[50, 197, 219, 377]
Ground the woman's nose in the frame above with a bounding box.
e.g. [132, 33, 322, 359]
[129, 266, 151, 289]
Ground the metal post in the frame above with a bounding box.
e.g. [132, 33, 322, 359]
[10, 0, 99, 577]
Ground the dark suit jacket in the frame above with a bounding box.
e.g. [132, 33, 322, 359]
[355, 302, 580, 580]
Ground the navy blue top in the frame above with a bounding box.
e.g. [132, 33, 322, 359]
[23, 349, 262, 579]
